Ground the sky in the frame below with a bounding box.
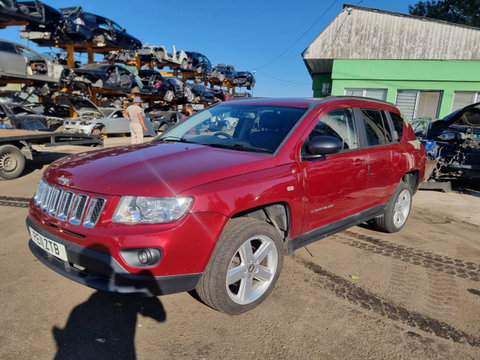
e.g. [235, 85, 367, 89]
[1, 0, 420, 97]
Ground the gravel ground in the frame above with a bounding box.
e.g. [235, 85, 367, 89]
[1, 136, 479, 360]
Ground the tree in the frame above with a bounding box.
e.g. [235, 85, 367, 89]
[408, 0, 480, 28]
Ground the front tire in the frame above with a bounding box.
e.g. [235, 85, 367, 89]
[372, 182, 412, 233]
[196, 218, 284, 315]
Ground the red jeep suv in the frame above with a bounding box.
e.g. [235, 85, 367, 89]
[27, 97, 425, 314]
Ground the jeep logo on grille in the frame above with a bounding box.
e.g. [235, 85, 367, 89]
[57, 176, 70, 186]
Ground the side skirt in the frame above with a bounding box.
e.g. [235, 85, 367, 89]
[286, 205, 386, 255]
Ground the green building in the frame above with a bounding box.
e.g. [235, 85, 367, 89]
[302, 4, 480, 120]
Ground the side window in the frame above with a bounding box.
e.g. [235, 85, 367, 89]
[361, 109, 393, 146]
[308, 108, 358, 151]
[0, 42, 18, 54]
[389, 111, 404, 141]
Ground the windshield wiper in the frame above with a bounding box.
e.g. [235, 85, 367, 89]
[205, 142, 273, 154]
[157, 136, 196, 144]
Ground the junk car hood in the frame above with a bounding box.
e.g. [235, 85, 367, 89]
[427, 103, 480, 139]
[44, 141, 272, 196]
[68, 96, 106, 117]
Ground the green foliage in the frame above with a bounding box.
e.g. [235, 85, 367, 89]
[408, 0, 480, 27]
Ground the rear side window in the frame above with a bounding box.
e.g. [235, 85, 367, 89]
[308, 108, 358, 151]
[361, 109, 392, 146]
[389, 111, 404, 140]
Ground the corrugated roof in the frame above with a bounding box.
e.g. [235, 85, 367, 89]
[303, 4, 480, 75]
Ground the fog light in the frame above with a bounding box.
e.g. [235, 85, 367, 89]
[120, 247, 162, 267]
[138, 249, 152, 264]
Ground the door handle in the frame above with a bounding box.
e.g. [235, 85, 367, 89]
[353, 159, 366, 166]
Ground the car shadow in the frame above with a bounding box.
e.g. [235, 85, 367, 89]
[52, 291, 166, 360]
[52, 243, 167, 360]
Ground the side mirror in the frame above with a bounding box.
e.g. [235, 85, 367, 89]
[303, 135, 343, 160]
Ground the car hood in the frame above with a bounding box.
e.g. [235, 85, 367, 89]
[427, 102, 480, 139]
[44, 141, 271, 196]
[68, 96, 106, 117]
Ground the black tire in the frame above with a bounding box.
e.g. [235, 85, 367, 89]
[181, 59, 188, 70]
[164, 90, 174, 102]
[196, 218, 284, 315]
[93, 32, 106, 44]
[372, 182, 412, 233]
[91, 127, 103, 135]
[184, 87, 194, 103]
[0, 145, 26, 180]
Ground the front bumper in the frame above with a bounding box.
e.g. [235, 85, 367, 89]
[27, 217, 201, 296]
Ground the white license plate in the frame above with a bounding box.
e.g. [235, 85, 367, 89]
[29, 227, 68, 262]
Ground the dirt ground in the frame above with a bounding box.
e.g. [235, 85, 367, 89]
[1, 137, 479, 360]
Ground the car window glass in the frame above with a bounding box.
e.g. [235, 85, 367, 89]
[111, 21, 123, 31]
[0, 42, 18, 54]
[389, 111, 404, 140]
[361, 109, 392, 146]
[308, 108, 358, 151]
[160, 105, 307, 153]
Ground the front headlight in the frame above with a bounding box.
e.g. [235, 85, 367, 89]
[113, 196, 193, 224]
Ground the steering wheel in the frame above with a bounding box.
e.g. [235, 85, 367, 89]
[214, 132, 232, 139]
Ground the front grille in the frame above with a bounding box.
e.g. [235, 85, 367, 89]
[33, 180, 106, 228]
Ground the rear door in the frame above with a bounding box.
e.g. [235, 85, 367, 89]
[355, 107, 398, 205]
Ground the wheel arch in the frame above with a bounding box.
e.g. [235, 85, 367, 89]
[402, 170, 420, 194]
[231, 202, 291, 247]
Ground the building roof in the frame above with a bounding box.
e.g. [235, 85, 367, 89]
[303, 4, 480, 75]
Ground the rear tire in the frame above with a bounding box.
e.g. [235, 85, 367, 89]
[0, 145, 25, 180]
[196, 218, 284, 315]
[372, 182, 412, 233]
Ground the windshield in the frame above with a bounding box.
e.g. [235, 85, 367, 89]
[158, 104, 307, 153]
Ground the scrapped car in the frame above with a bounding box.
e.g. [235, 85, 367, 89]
[0, 0, 44, 25]
[72, 63, 142, 93]
[137, 45, 189, 70]
[215, 64, 237, 83]
[0, 39, 70, 85]
[165, 77, 194, 103]
[0, 102, 62, 130]
[213, 88, 233, 102]
[27, 97, 425, 315]
[138, 70, 177, 102]
[63, 96, 155, 136]
[187, 83, 215, 103]
[60, 6, 142, 49]
[420, 102, 480, 182]
[104, 49, 136, 62]
[236, 71, 256, 90]
[18, 2, 66, 44]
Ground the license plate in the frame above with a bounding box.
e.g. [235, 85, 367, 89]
[29, 227, 68, 262]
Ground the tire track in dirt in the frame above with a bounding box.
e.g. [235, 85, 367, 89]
[388, 260, 419, 301]
[339, 231, 480, 282]
[295, 256, 480, 347]
[424, 268, 459, 318]
[0, 196, 30, 209]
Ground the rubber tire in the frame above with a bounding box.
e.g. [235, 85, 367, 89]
[0, 145, 25, 180]
[184, 87, 194, 103]
[196, 217, 284, 315]
[91, 127, 103, 135]
[164, 90, 174, 102]
[372, 182, 412, 233]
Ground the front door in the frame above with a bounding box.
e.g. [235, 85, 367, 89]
[300, 107, 370, 232]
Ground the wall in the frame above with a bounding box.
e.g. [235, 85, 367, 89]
[313, 59, 480, 118]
